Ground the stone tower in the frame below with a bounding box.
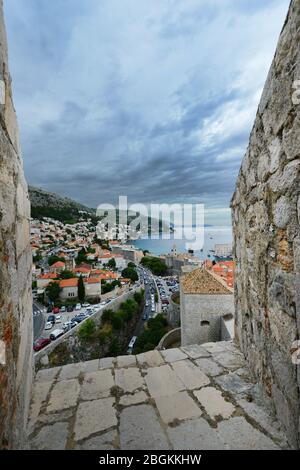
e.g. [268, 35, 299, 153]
[0, 0, 33, 449]
[232, 0, 300, 448]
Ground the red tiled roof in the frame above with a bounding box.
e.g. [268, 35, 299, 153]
[51, 261, 65, 268]
[84, 277, 101, 284]
[99, 272, 118, 280]
[182, 268, 231, 294]
[59, 278, 78, 288]
[37, 273, 57, 280]
[90, 269, 106, 275]
[75, 266, 91, 273]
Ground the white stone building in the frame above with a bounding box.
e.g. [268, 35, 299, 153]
[180, 268, 234, 346]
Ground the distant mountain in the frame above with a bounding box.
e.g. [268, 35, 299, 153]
[29, 186, 95, 223]
[28, 186, 170, 234]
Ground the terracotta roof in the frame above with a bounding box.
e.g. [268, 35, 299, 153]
[59, 278, 78, 288]
[99, 272, 118, 280]
[37, 273, 57, 280]
[75, 267, 91, 273]
[51, 261, 65, 268]
[181, 268, 231, 295]
[77, 263, 92, 270]
[84, 277, 101, 284]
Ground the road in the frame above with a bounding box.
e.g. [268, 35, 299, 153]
[33, 301, 46, 340]
[133, 268, 157, 337]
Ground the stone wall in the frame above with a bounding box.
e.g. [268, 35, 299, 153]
[167, 296, 180, 327]
[0, 0, 33, 449]
[180, 289, 234, 347]
[156, 328, 181, 350]
[232, 0, 300, 448]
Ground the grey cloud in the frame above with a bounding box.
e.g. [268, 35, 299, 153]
[4, 0, 291, 224]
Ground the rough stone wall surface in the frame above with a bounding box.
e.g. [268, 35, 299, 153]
[0, 1, 33, 449]
[180, 287, 234, 346]
[167, 297, 180, 327]
[232, 0, 300, 448]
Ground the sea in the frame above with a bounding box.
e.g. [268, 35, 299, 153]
[126, 225, 233, 260]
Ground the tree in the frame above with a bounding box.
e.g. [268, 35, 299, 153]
[60, 270, 75, 279]
[133, 314, 168, 354]
[101, 309, 114, 323]
[78, 319, 96, 340]
[127, 262, 136, 268]
[78, 275, 85, 303]
[46, 282, 61, 302]
[76, 248, 88, 265]
[111, 312, 123, 330]
[48, 255, 65, 266]
[133, 291, 143, 304]
[122, 267, 138, 282]
[140, 256, 168, 276]
[108, 336, 121, 356]
[107, 258, 117, 270]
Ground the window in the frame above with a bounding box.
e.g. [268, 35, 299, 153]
[201, 320, 210, 326]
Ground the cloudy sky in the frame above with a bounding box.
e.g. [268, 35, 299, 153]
[4, 0, 290, 225]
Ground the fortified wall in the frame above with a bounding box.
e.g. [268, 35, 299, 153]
[0, 1, 33, 449]
[232, 0, 300, 448]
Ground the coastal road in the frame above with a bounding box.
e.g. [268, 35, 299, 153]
[133, 268, 156, 338]
[33, 301, 46, 340]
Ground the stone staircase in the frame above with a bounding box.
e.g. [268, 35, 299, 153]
[27, 341, 290, 450]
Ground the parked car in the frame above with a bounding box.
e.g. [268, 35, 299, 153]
[60, 306, 66, 313]
[55, 315, 62, 323]
[82, 302, 90, 308]
[47, 306, 52, 313]
[52, 306, 60, 314]
[75, 303, 81, 311]
[63, 321, 76, 332]
[72, 315, 85, 323]
[44, 321, 53, 330]
[47, 315, 55, 324]
[33, 337, 51, 351]
[67, 305, 74, 312]
[50, 329, 64, 341]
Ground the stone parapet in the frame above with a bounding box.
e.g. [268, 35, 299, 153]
[231, 0, 300, 448]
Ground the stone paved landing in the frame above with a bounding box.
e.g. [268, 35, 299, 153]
[28, 342, 289, 450]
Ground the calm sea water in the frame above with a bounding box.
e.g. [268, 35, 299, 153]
[127, 226, 233, 260]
